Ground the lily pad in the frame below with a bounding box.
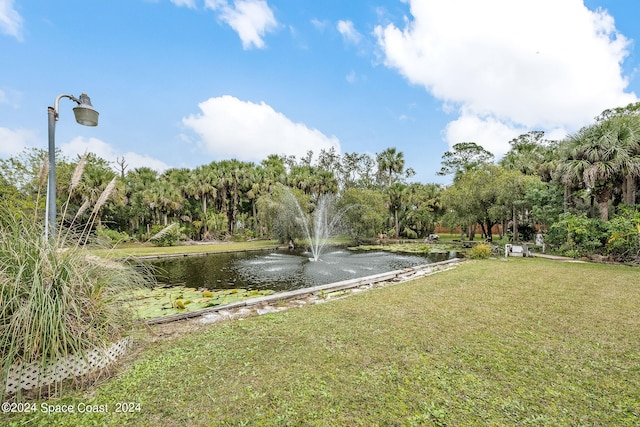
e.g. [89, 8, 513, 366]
[118, 285, 275, 319]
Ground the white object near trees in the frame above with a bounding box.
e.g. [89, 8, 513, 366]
[505, 244, 530, 257]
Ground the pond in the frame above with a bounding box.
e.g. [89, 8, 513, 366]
[147, 247, 453, 292]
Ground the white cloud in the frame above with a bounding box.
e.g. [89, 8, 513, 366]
[182, 95, 341, 161]
[205, 0, 277, 49]
[311, 18, 328, 32]
[170, 0, 197, 8]
[444, 112, 572, 158]
[60, 137, 170, 173]
[0, 0, 23, 41]
[444, 114, 523, 158]
[0, 127, 37, 157]
[375, 0, 638, 155]
[337, 20, 362, 45]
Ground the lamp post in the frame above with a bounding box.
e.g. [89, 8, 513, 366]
[45, 93, 99, 239]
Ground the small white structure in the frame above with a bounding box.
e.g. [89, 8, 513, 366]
[505, 244, 530, 257]
[535, 233, 546, 253]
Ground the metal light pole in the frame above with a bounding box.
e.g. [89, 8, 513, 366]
[45, 93, 99, 239]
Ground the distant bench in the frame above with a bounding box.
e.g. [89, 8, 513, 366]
[505, 244, 530, 257]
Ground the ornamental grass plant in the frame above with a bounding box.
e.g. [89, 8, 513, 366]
[0, 157, 153, 399]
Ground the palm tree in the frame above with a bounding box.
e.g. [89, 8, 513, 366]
[376, 147, 405, 187]
[559, 116, 640, 221]
[616, 116, 640, 205]
[214, 161, 230, 231]
[73, 154, 117, 205]
[124, 167, 158, 234]
[387, 182, 407, 238]
[72, 154, 119, 228]
[311, 169, 338, 200]
[260, 155, 287, 192]
[226, 159, 244, 233]
[187, 165, 218, 237]
[233, 160, 257, 233]
[143, 178, 183, 226]
[246, 170, 262, 231]
[287, 165, 313, 195]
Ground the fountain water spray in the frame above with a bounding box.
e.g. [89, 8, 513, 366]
[285, 191, 348, 262]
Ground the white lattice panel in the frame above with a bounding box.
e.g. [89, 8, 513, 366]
[4, 337, 130, 395]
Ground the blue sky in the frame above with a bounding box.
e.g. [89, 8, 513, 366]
[1, 0, 639, 184]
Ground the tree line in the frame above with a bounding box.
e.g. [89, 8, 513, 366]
[0, 146, 427, 242]
[1, 102, 639, 261]
[438, 102, 640, 261]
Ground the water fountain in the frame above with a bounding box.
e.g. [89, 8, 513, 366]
[285, 192, 345, 262]
[148, 189, 454, 292]
[150, 247, 450, 292]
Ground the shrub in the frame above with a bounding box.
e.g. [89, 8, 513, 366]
[0, 211, 152, 398]
[403, 227, 418, 239]
[230, 228, 256, 242]
[517, 223, 537, 242]
[1, 155, 153, 398]
[605, 207, 640, 261]
[149, 223, 180, 247]
[96, 226, 131, 245]
[468, 243, 491, 259]
[545, 213, 607, 257]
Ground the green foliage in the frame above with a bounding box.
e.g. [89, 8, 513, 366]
[8, 259, 640, 426]
[558, 114, 640, 221]
[546, 213, 608, 257]
[517, 223, 537, 241]
[525, 182, 564, 230]
[541, 209, 640, 262]
[149, 224, 180, 247]
[376, 147, 406, 186]
[6, 134, 640, 263]
[122, 285, 275, 319]
[403, 227, 418, 239]
[256, 185, 309, 244]
[0, 173, 34, 217]
[179, 220, 201, 240]
[444, 165, 552, 242]
[403, 183, 444, 237]
[230, 230, 251, 242]
[605, 206, 640, 260]
[438, 141, 495, 179]
[338, 187, 387, 241]
[0, 210, 152, 399]
[468, 243, 492, 259]
[96, 226, 132, 245]
[499, 131, 550, 176]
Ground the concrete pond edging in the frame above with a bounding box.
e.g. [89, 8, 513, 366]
[145, 258, 463, 326]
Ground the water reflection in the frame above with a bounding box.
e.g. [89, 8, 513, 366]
[148, 247, 449, 292]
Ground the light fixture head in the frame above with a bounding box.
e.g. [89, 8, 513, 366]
[72, 93, 99, 126]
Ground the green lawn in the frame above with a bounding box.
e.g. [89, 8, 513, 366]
[7, 258, 640, 426]
[91, 239, 280, 259]
[92, 237, 354, 259]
